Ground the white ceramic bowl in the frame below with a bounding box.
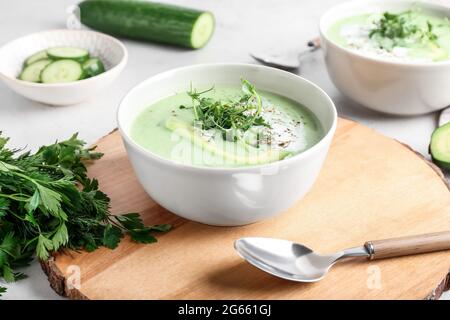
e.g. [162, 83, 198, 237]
[0, 29, 127, 105]
[320, 0, 450, 115]
[118, 63, 337, 226]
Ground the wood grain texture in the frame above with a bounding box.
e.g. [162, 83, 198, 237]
[41, 118, 450, 300]
[367, 231, 450, 260]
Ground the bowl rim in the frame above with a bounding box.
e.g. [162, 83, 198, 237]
[0, 29, 128, 87]
[117, 63, 338, 173]
[319, 0, 450, 68]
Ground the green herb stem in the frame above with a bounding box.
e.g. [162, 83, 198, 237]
[0, 132, 171, 296]
[185, 79, 270, 142]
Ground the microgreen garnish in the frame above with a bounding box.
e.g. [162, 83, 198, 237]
[0, 133, 171, 295]
[369, 10, 439, 51]
[186, 79, 269, 141]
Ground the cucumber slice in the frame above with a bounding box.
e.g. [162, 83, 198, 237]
[47, 47, 89, 63]
[165, 118, 290, 165]
[190, 12, 215, 49]
[40, 60, 84, 84]
[430, 122, 450, 170]
[410, 46, 448, 62]
[79, 0, 215, 49]
[19, 59, 52, 82]
[24, 50, 48, 66]
[82, 57, 105, 78]
[430, 47, 448, 62]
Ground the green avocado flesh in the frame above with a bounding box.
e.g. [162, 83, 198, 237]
[130, 86, 324, 167]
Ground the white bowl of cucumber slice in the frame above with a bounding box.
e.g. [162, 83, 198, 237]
[0, 29, 127, 105]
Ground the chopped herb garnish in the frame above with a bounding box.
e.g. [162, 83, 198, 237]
[0, 133, 171, 296]
[369, 10, 439, 51]
[186, 79, 270, 141]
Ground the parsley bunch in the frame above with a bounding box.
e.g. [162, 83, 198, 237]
[185, 79, 269, 141]
[369, 10, 438, 51]
[0, 133, 170, 295]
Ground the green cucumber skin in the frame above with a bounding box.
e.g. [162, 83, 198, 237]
[24, 50, 48, 67]
[431, 157, 450, 170]
[40, 60, 85, 84]
[47, 56, 89, 64]
[79, 0, 212, 49]
[47, 52, 89, 64]
[82, 58, 105, 78]
[430, 122, 450, 170]
[19, 59, 52, 83]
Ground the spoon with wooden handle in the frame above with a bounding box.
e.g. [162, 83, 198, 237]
[235, 231, 450, 282]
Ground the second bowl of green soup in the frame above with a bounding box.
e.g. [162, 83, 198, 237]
[320, 0, 450, 115]
[118, 64, 337, 226]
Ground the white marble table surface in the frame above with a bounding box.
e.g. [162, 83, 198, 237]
[0, 0, 448, 299]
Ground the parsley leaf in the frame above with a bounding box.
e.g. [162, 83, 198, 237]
[0, 132, 171, 295]
[0, 233, 19, 268]
[103, 224, 123, 249]
[26, 190, 40, 213]
[36, 235, 54, 260]
[130, 229, 157, 244]
[36, 184, 63, 218]
[51, 223, 69, 249]
[116, 213, 145, 230]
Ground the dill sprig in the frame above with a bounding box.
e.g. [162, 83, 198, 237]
[185, 79, 269, 141]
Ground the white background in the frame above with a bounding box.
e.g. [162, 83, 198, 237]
[0, 0, 449, 299]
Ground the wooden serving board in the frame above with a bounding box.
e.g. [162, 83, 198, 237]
[41, 118, 450, 300]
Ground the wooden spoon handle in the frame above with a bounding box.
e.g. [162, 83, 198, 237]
[364, 231, 450, 260]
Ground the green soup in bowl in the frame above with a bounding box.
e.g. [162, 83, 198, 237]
[327, 8, 450, 62]
[319, 0, 450, 115]
[130, 83, 324, 168]
[118, 63, 337, 226]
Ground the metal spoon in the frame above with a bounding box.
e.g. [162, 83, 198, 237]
[234, 231, 450, 282]
[250, 38, 321, 70]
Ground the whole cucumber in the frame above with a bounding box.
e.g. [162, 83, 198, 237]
[78, 0, 215, 49]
